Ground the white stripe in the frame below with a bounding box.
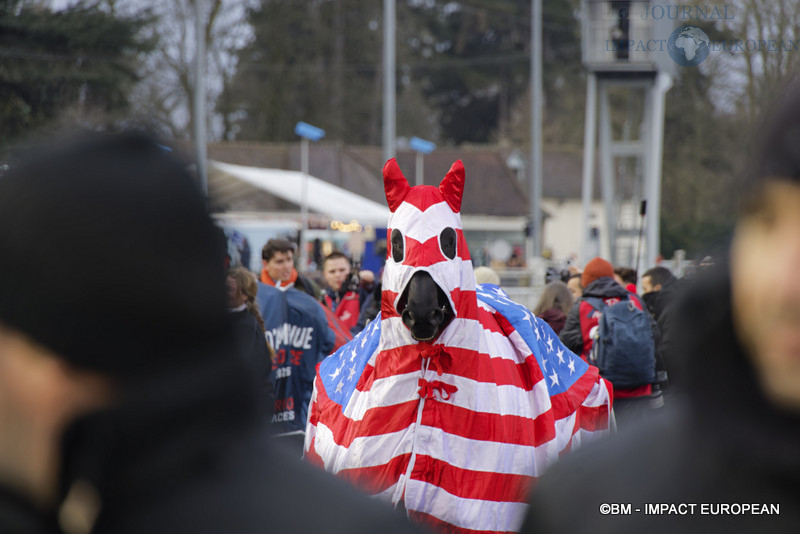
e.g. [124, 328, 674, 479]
[313, 421, 414, 473]
[414, 425, 553, 477]
[303, 420, 318, 454]
[436, 316, 482, 352]
[389, 201, 462, 242]
[382, 261, 476, 304]
[505, 328, 539, 363]
[377, 317, 417, 350]
[551, 412, 577, 460]
[404, 478, 529, 532]
[310, 421, 559, 491]
[480, 327, 534, 363]
[582, 378, 613, 408]
[373, 482, 400, 504]
[343, 370, 422, 420]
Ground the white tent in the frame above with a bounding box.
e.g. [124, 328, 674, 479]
[210, 161, 391, 226]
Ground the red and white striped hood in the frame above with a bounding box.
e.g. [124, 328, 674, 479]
[380, 158, 477, 331]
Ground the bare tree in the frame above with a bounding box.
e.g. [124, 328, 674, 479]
[126, 0, 256, 140]
[713, 0, 800, 123]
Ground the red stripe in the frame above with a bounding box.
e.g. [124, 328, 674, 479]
[337, 453, 411, 494]
[420, 402, 556, 447]
[403, 235, 447, 267]
[367, 345, 543, 390]
[410, 455, 534, 503]
[314, 380, 420, 447]
[304, 438, 324, 467]
[399, 185, 447, 212]
[381, 292, 398, 317]
[477, 307, 505, 334]
[408, 510, 517, 534]
[577, 403, 610, 432]
[546, 364, 597, 419]
[456, 229, 471, 261]
[400, 234, 471, 267]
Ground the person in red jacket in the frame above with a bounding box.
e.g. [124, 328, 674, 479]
[319, 252, 363, 333]
[559, 257, 655, 424]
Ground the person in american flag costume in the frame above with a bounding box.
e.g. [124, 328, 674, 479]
[305, 159, 613, 534]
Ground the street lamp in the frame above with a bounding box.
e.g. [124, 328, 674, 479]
[409, 136, 435, 186]
[295, 121, 326, 271]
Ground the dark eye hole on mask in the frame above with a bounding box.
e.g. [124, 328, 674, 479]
[440, 227, 457, 260]
[391, 229, 405, 262]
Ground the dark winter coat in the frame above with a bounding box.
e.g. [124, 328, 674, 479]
[48, 338, 424, 534]
[229, 308, 274, 422]
[0, 486, 59, 534]
[521, 266, 800, 533]
[644, 278, 683, 388]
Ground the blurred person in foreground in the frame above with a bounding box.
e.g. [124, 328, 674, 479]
[521, 84, 800, 533]
[0, 131, 424, 534]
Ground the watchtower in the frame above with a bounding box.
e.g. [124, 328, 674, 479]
[580, 0, 675, 270]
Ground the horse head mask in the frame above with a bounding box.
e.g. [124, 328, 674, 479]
[381, 159, 475, 343]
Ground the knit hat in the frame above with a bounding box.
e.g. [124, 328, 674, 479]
[581, 257, 614, 288]
[474, 266, 501, 286]
[0, 132, 229, 380]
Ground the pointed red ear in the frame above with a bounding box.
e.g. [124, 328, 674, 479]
[438, 160, 465, 213]
[383, 158, 412, 213]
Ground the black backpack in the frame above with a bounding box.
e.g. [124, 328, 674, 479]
[584, 297, 657, 388]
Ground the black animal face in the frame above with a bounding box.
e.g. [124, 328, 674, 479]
[398, 271, 453, 342]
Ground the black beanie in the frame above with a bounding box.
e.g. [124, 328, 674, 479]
[0, 131, 229, 379]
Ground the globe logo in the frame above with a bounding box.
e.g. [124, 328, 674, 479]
[668, 25, 711, 67]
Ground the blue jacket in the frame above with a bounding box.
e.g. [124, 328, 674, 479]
[256, 283, 335, 434]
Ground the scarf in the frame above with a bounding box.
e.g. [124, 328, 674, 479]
[260, 267, 298, 291]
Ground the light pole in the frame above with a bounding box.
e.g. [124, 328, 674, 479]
[383, 0, 396, 163]
[409, 136, 435, 186]
[530, 0, 543, 259]
[294, 121, 326, 272]
[193, 0, 207, 195]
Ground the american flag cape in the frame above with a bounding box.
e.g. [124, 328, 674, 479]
[304, 159, 612, 534]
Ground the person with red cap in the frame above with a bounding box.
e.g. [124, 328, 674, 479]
[559, 257, 656, 424]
